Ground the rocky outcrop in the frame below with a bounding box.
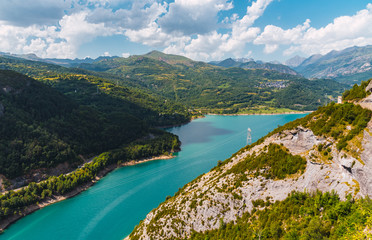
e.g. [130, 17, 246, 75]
[128, 91, 372, 240]
[129, 122, 371, 240]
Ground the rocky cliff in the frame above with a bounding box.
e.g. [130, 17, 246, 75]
[128, 84, 372, 240]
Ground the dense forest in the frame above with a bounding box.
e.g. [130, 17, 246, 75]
[0, 69, 186, 179]
[0, 56, 192, 126]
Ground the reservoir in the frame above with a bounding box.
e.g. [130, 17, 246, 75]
[1, 114, 307, 240]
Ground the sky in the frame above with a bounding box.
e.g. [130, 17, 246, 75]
[0, 0, 371, 62]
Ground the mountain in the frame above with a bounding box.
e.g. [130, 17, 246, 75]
[210, 58, 299, 76]
[0, 52, 118, 67]
[144, 50, 196, 66]
[76, 52, 344, 113]
[0, 70, 145, 179]
[128, 80, 372, 239]
[294, 45, 372, 85]
[0, 54, 191, 125]
[0, 56, 193, 184]
[0, 52, 346, 114]
[285, 55, 306, 67]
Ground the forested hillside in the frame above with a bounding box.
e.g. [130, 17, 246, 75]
[77, 51, 346, 113]
[0, 56, 191, 126]
[0, 70, 176, 179]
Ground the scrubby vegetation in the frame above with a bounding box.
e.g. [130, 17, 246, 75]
[342, 79, 371, 101]
[271, 102, 371, 151]
[228, 144, 306, 179]
[189, 191, 372, 240]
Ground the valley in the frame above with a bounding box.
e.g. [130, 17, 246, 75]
[0, 44, 371, 239]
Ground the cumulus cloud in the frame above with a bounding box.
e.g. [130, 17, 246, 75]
[2, 0, 371, 61]
[158, 0, 232, 35]
[0, 0, 71, 26]
[0, 11, 116, 58]
[87, 1, 167, 30]
[163, 0, 270, 60]
[255, 3, 372, 56]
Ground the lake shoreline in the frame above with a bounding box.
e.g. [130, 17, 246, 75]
[207, 111, 313, 116]
[0, 154, 176, 233]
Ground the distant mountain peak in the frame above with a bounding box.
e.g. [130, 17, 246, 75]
[144, 50, 194, 65]
[294, 45, 372, 84]
[285, 55, 306, 67]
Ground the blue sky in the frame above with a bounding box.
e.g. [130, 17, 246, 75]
[0, 0, 371, 62]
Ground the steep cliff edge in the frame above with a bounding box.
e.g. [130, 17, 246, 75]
[128, 81, 372, 240]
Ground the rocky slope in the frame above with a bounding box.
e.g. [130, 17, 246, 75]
[293, 45, 372, 83]
[127, 83, 372, 240]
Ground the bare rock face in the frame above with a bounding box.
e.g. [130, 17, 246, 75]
[273, 127, 324, 154]
[353, 121, 372, 197]
[128, 122, 372, 240]
[366, 80, 372, 93]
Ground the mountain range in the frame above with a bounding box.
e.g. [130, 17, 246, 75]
[210, 57, 299, 76]
[288, 45, 372, 85]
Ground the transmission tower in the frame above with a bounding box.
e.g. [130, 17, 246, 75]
[247, 128, 252, 145]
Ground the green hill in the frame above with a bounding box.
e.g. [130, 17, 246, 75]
[0, 70, 143, 178]
[77, 52, 346, 113]
[0, 68, 189, 181]
[0, 55, 191, 126]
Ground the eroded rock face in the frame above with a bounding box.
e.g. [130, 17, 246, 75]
[129, 123, 372, 240]
[354, 121, 372, 197]
[273, 127, 324, 154]
[366, 80, 372, 92]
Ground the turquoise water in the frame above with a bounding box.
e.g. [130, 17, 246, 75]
[1, 114, 306, 240]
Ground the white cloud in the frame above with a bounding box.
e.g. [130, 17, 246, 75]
[254, 19, 311, 53]
[255, 3, 372, 56]
[163, 0, 271, 60]
[87, 1, 167, 30]
[121, 52, 130, 58]
[158, 0, 232, 35]
[0, 0, 72, 26]
[0, 0, 273, 60]
[0, 11, 116, 58]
